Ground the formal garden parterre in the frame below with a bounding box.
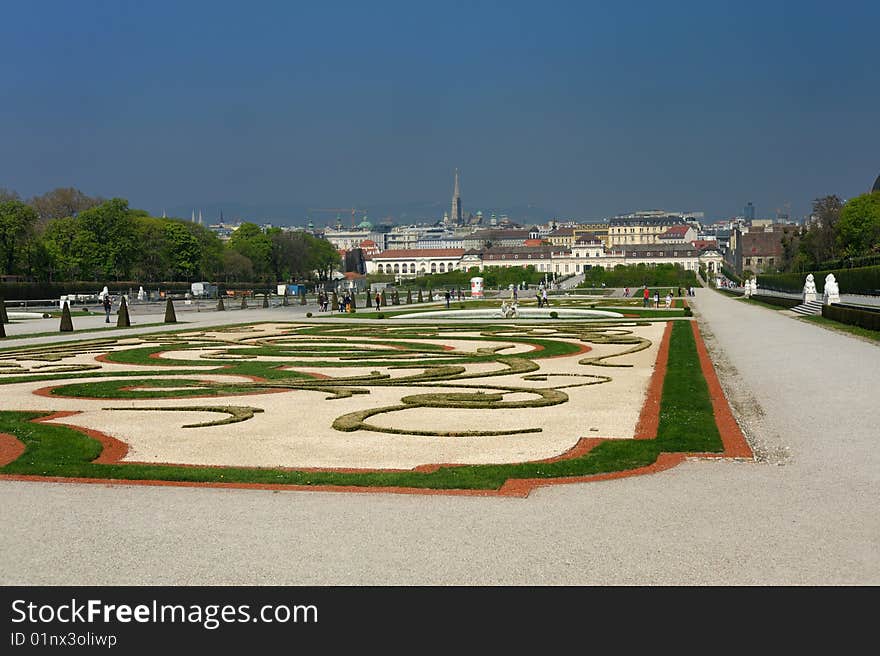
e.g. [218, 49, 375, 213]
[0, 306, 751, 496]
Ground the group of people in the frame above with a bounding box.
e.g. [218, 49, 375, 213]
[316, 291, 331, 312]
[536, 288, 549, 307]
[642, 288, 676, 308]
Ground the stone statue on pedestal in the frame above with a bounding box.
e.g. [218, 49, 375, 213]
[823, 273, 840, 305]
[803, 274, 817, 303]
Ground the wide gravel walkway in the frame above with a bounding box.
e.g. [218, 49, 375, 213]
[1, 289, 877, 584]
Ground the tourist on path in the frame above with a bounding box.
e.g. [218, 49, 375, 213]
[643, 288, 650, 307]
[375, 292, 381, 311]
[102, 295, 112, 323]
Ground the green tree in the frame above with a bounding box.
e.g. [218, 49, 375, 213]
[222, 249, 254, 282]
[0, 199, 38, 275]
[837, 192, 880, 258]
[798, 195, 843, 267]
[228, 222, 272, 280]
[163, 221, 202, 280]
[29, 187, 102, 224]
[75, 198, 138, 280]
[132, 217, 169, 281]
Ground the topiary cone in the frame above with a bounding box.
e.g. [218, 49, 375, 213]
[262, 294, 269, 308]
[406, 289, 412, 304]
[164, 297, 177, 323]
[0, 317, 4, 338]
[217, 296, 226, 311]
[380, 290, 387, 306]
[417, 289, 423, 303]
[299, 289, 307, 305]
[350, 292, 357, 310]
[117, 296, 131, 327]
[282, 291, 289, 306]
[0, 296, 8, 324]
[58, 301, 74, 332]
[241, 294, 247, 309]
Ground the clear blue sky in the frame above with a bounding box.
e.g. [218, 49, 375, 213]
[1, 0, 878, 223]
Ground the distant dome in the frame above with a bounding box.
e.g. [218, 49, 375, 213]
[358, 217, 373, 229]
[873, 173, 880, 193]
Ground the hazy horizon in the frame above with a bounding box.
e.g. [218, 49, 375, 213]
[2, 1, 878, 224]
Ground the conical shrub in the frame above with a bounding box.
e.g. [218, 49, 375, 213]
[217, 296, 226, 311]
[299, 289, 307, 305]
[262, 294, 269, 308]
[164, 297, 177, 323]
[0, 296, 8, 324]
[417, 289, 423, 303]
[331, 291, 338, 311]
[117, 296, 131, 327]
[406, 289, 412, 304]
[282, 291, 289, 306]
[59, 301, 74, 332]
[380, 291, 387, 306]
[0, 318, 5, 338]
[350, 293, 357, 310]
[241, 294, 247, 309]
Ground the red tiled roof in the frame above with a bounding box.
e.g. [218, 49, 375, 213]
[658, 226, 690, 239]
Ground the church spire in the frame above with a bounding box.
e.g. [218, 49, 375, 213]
[198, 210, 203, 225]
[451, 168, 462, 224]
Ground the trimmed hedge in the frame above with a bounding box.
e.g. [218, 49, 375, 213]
[0, 281, 278, 301]
[822, 304, 880, 331]
[751, 295, 801, 309]
[758, 265, 880, 295]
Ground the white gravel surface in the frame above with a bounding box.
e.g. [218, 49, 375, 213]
[1, 289, 878, 584]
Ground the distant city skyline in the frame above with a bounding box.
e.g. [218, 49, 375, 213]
[2, 2, 878, 224]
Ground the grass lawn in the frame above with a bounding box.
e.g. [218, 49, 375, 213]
[798, 315, 880, 343]
[0, 320, 722, 490]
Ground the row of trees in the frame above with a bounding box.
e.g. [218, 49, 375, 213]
[0, 187, 339, 283]
[783, 192, 880, 272]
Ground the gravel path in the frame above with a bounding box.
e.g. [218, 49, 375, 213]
[1, 288, 878, 584]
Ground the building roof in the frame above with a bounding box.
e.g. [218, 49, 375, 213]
[467, 228, 530, 241]
[658, 225, 691, 239]
[690, 239, 718, 251]
[609, 216, 686, 227]
[372, 248, 465, 259]
[548, 227, 576, 237]
[611, 244, 701, 257]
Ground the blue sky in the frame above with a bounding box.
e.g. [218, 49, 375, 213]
[1, 0, 878, 223]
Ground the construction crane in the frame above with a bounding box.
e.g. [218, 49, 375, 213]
[307, 208, 366, 229]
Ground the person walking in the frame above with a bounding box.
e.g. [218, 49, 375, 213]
[665, 292, 672, 308]
[102, 294, 112, 323]
[542, 288, 548, 307]
[375, 291, 381, 311]
[654, 291, 660, 308]
[445, 290, 451, 308]
[643, 287, 650, 308]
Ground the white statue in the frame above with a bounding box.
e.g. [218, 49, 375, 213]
[803, 274, 817, 302]
[137, 286, 146, 302]
[823, 273, 840, 305]
[743, 278, 753, 297]
[99, 286, 109, 300]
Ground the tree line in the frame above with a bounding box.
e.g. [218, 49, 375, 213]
[778, 192, 880, 272]
[0, 187, 340, 283]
